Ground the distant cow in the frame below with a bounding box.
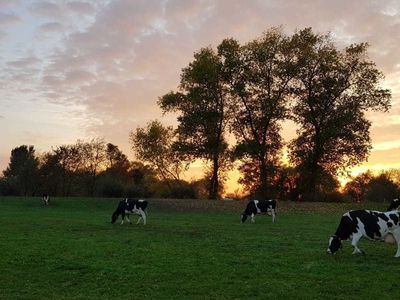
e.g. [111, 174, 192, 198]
[241, 200, 276, 223]
[42, 194, 49, 206]
[387, 198, 400, 211]
[111, 199, 148, 225]
[327, 210, 400, 257]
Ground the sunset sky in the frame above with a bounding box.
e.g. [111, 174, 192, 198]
[1, 0, 399, 193]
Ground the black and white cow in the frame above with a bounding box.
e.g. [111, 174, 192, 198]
[241, 199, 276, 223]
[42, 194, 50, 206]
[387, 198, 400, 211]
[327, 210, 400, 257]
[111, 199, 148, 225]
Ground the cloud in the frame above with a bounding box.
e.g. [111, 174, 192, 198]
[66, 1, 95, 15]
[29, 1, 62, 18]
[39, 21, 64, 33]
[0, 11, 21, 26]
[6, 56, 41, 68]
[1, 0, 400, 173]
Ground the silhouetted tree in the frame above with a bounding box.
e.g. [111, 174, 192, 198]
[104, 143, 130, 182]
[344, 171, 373, 202]
[129, 120, 188, 192]
[289, 28, 391, 200]
[3, 145, 39, 196]
[159, 47, 230, 199]
[365, 172, 399, 202]
[77, 138, 107, 196]
[219, 28, 297, 198]
[38, 151, 64, 196]
[53, 144, 81, 196]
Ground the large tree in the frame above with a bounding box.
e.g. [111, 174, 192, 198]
[289, 28, 391, 200]
[3, 145, 39, 196]
[77, 138, 107, 196]
[219, 28, 297, 198]
[159, 47, 230, 199]
[129, 120, 187, 191]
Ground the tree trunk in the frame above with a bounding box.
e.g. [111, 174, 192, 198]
[208, 154, 219, 200]
[259, 157, 268, 200]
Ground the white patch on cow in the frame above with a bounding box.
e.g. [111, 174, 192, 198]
[327, 237, 333, 253]
[253, 200, 261, 214]
[376, 217, 389, 239]
[384, 233, 396, 244]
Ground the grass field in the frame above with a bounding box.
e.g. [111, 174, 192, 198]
[1, 197, 400, 299]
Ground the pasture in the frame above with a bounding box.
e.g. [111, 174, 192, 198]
[1, 197, 400, 299]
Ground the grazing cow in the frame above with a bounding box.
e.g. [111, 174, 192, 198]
[327, 210, 400, 257]
[387, 198, 400, 211]
[241, 199, 276, 223]
[111, 198, 147, 225]
[42, 194, 50, 206]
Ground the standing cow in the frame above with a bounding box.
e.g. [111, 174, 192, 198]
[241, 199, 276, 223]
[327, 210, 400, 257]
[42, 194, 50, 206]
[111, 199, 148, 225]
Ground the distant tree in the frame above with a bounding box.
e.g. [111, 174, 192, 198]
[125, 161, 157, 198]
[104, 143, 130, 183]
[77, 138, 107, 196]
[344, 171, 373, 202]
[159, 47, 230, 199]
[53, 144, 81, 196]
[385, 169, 400, 187]
[38, 151, 64, 196]
[219, 28, 297, 198]
[129, 120, 188, 192]
[289, 28, 391, 201]
[3, 145, 39, 196]
[365, 172, 399, 202]
[275, 166, 300, 201]
[96, 143, 131, 197]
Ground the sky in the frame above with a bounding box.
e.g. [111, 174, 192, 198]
[1, 0, 400, 193]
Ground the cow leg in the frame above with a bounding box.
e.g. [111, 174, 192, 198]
[126, 215, 132, 224]
[351, 233, 364, 254]
[251, 214, 255, 223]
[271, 210, 276, 223]
[120, 212, 125, 225]
[136, 216, 142, 224]
[138, 209, 146, 225]
[391, 229, 400, 257]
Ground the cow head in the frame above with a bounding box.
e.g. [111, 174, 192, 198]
[327, 235, 342, 254]
[387, 198, 400, 211]
[240, 214, 248, 223]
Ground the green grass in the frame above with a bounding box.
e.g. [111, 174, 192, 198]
[1, 197, 400, 299]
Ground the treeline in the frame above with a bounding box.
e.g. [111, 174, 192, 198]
[0, 141, 207, 199]
[0, 141, 399, 202]
[0, 27, 396, 201]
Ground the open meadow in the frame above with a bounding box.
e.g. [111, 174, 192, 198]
[1, 197, 400, 299]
